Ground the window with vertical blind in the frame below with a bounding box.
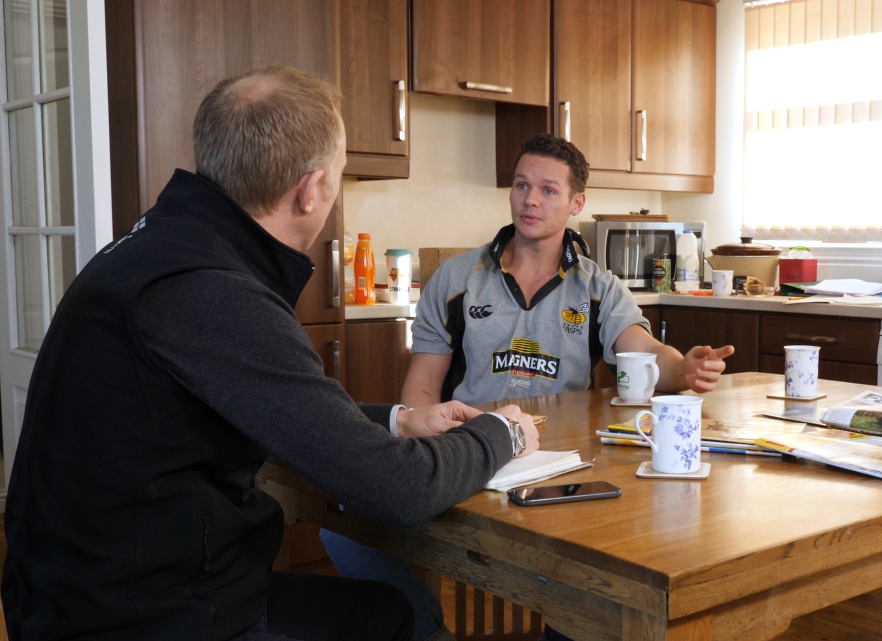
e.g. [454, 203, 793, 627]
[742, 0, 882, 243]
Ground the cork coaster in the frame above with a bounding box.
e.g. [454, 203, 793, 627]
[611, 397, 652, 407]
[766, 393, 827, 401]
[636, 461, 711, 480]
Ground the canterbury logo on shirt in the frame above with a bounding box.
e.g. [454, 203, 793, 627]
[469, 305, 493, 319]
[492, 338, 560, 380]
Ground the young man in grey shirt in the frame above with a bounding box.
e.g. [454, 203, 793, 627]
[323, 134, 734, 641]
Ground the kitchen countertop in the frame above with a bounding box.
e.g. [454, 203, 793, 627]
[634, 292, 882, 319]
[345, 302, 417, 320]
[346, 293, 882, 320]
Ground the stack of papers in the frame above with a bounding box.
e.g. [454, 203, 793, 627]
[804, 279, 882, 296]
[484, 450, 591, 492]
[598, 417, 806, 456]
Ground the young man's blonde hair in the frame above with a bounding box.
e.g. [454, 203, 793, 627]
[194, 66, 343, 217]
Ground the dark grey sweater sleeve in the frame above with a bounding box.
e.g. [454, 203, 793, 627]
[136, 269, 512, 528]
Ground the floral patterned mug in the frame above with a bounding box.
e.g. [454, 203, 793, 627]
[634, 396, 703, 474]
[784, 345, 820, 398]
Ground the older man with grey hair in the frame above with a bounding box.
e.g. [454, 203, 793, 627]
[2, 66, 538, 641]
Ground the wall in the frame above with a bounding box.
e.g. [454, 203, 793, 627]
[661, 0, 882, 282]
[662, 0, 744, 254]
[342, 93, 661, 283]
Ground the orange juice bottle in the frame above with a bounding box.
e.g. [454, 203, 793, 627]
[354, 233, 376, 305]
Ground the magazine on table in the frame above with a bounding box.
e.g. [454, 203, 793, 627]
[819, 391, 882, 436]
[755, 430, 882, 480]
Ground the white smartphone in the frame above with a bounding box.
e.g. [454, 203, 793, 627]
[507, 481, 621, 507]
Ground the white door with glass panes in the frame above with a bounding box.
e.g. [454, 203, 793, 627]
[0, 0, 111, 496]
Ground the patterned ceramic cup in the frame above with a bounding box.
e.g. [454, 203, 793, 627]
[634, 396, 703, 474]
[784, 345, 820, 397]
[616, 352, 660, 403]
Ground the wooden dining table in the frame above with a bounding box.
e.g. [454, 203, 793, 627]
[256, 372, 882, 640]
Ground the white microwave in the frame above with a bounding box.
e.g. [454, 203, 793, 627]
[579, 220, 706, 290]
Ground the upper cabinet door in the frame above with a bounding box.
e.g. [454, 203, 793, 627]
[632, 0, 716, 178]
[411, 0, 550, 107]
[340, 0, 410, 178]
[106, 0, 339, 231]
[554, 0, 631, 173]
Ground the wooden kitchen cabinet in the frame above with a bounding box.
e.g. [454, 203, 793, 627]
[345, 319, 412, 403]
[105, 0, 338, 234]
[631, 0, 716, 182]
[340, 0, 410, 179]
[661, 307, 760, 375]
[303, 323, 347, 387]
[105, 0, 344, 326]
[554, 0, 632, 174]
[498, 0, 717, 191]
[411, 0, 550, 107]
[759, 313, 881, 385]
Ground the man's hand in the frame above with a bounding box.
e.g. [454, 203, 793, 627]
[395, 401, 483, 438]
[492, 405, 540, 458]
[678, 345, 735, 393]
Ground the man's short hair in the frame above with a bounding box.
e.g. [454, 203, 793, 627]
[194, 66, 343, 216]
[513, 134, 589, 195]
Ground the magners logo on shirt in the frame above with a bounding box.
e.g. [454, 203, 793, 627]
[492, 338, 560, 380]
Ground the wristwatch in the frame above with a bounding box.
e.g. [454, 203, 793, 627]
[507, 419, 527, 457]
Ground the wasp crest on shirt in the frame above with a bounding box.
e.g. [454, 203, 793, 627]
[561, 303, 589, 335]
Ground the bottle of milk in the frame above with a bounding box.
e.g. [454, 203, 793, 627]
[675, 231, 700, 285]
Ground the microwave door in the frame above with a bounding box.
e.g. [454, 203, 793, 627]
[608, 231, 649, 288]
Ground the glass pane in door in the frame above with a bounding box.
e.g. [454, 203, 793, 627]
[39, 0, 67, 92]
[43, 98, 73, 226]
[14, 234, 43, 351]
[9, 107, 39, 227]
[47, 234, 74, 312]
[4, 0, 34, 100]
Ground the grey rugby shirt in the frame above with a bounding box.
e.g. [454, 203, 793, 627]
[412, 225, 650, 403]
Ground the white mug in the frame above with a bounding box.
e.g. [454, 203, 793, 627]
[635, 396, 703, 474]
[616, 352, 660, 403]
[784, 345, 820, 397]
[712, 270, 734, 297]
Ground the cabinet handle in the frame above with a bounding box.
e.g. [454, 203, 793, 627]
[460, 81, 513, 95]
[331, 340, 341, 381]
[660, 320, 667, 345]
[559, 101, 571, 142]
[637, 110, 647, 161]
[785, 333, 838, 345]
[330, 239, 340, 308]
[394, 79, 406, 141]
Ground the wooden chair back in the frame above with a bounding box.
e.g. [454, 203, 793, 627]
[0, 594, 8, 641]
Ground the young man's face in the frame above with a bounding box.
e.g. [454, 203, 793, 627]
[509, 153, 585, 243]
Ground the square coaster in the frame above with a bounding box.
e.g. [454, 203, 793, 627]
[636, 461, 711, 480]
[766, 393, 827, 401]
[611, 397, 652, 407]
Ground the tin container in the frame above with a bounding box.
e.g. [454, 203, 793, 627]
[652, 257, 672, 293]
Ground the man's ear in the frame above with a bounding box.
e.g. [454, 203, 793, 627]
[570, 191, 586, 217]
[295, 168, 325, 213]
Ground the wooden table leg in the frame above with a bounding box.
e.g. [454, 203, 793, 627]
[623, 608, 712, 641]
